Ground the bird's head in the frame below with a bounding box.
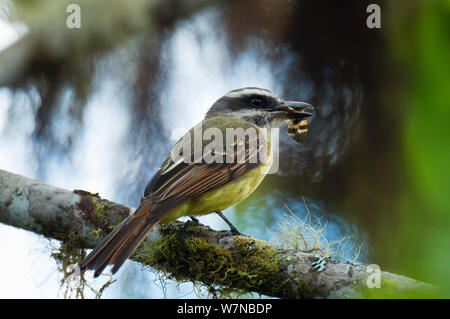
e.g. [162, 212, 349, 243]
[206, 87, 313, 129]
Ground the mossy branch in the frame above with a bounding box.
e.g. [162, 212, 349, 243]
[0, 169, 437, 298]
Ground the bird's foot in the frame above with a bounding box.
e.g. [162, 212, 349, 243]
[312, 253, 328, 272]
[221, 229, 247, 238]
[183, 216, 200, 230]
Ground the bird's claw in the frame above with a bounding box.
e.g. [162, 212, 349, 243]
[183, 216, 200, 230]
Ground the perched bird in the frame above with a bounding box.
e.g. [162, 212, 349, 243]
[76, 87, 313, 277]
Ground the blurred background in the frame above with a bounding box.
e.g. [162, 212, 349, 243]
[0, 0, 449, 298]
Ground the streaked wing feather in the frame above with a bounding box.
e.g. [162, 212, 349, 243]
[141, 123, 267, 220]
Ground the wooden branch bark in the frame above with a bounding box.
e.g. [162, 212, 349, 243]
[0, 169, 437, 298]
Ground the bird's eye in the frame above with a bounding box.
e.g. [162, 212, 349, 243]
[250, 98, 263, 107]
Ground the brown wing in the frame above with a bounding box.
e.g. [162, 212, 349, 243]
[141, 118, 268, 220]
[78, 118, 268, 277]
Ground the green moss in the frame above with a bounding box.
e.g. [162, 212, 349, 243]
[89, 228, 103, 238]
[91, 198, 116, 231]
[185, 237, 279, 288]
[132, 224, 296, 297]
[51, 222, 86, 278]
[76, 195, 128, 236]
[51, 193, 129, 298]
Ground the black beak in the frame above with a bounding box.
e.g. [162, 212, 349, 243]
[271, 101, 314, 119]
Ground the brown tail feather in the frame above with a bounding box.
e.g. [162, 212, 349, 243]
[78, 200, 159, 277]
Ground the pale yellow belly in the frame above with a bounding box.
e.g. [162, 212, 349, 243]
[159, 161, 271, 223]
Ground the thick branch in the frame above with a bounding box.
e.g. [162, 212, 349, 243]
[0, 169, 437, 298]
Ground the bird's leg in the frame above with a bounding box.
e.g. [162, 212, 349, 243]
[189, 216, 200, 224]
[215, 211, 246, 236]
[183, 216, 200, 231]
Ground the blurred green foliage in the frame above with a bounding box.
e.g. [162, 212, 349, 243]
[393, 0, 450, 297]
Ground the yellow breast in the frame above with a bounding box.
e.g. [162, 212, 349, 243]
[159, 138, 272, 223]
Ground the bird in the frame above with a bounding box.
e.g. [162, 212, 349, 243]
[75, 87, 313, 278]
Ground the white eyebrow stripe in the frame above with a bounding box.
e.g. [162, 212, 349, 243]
[225, 88, 275, 99]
